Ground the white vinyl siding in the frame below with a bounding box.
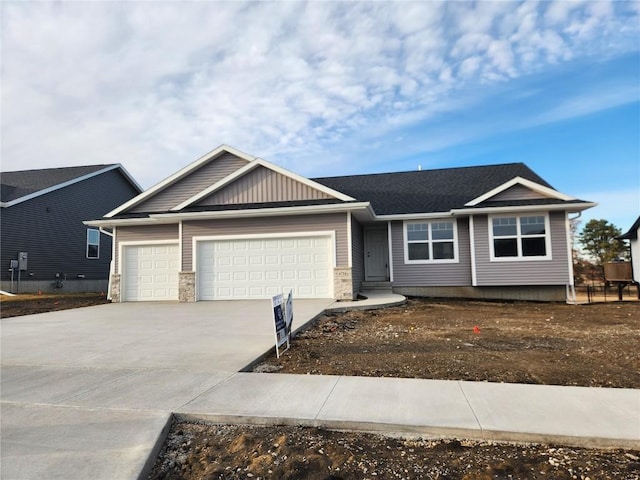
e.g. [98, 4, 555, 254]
[196, 234, 332, 300]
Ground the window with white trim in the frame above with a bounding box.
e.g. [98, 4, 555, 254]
[404, 221, 457, 263]
[490, 214, 550, 260]
[86, 229, 100, 259]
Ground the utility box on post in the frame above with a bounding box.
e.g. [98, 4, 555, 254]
[18, 252, 28, 271]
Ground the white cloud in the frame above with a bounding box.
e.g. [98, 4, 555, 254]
[1, 0, 638, 187]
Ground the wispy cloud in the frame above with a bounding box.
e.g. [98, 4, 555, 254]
[1, 1, 638, 186]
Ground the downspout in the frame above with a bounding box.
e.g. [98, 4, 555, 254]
[566, 212, 582, 304]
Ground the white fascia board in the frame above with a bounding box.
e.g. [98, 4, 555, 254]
[172, 157, 355, 211]
[452, 202, 597, 216]
[105, 144, 255, 217]
[1, 165, 125, 208]
[152, 202, 372, 221]
[465, 176, 575, 207]
[375, 211, 455, 221]
[83, 218, 177, 227]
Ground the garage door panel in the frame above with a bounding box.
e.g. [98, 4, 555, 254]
[123, 244, 179, 301]
[197, 236, 332, 300]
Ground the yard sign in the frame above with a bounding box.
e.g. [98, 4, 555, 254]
[272, 290, 293, 358]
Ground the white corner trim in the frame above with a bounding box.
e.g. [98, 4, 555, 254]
[469, 216, 477, 286]
[171, 157, 355, 211]
[387, 221, 394, 282]
[105, 144, 255, 217]
[1, 165, 131, 208]
[347, 211, 353, 268]
[465, 176, 575, 207]
[565, 213, 575, 286]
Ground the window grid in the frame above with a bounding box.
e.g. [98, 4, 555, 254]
[491, 215, 548, 260]
[405, 221, 456, 263]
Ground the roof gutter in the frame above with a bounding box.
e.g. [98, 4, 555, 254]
[85, 202, 374, 227]
[451, 202, 597, 216]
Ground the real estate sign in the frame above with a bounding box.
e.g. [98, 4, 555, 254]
[272, 290, 293, 358]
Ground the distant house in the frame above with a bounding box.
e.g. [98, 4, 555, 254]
[86, 145, 595, 303]
[620, 216, 640, 284]
[1, 165, 142, 293]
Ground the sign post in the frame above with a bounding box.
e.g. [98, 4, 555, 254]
[272, 290, 294, 358]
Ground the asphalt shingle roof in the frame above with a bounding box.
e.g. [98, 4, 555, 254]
[313, 162, 557, 215]
[0, 165, 113, 203]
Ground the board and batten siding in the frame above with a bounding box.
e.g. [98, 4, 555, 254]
[197, 166, 332, 206]
[474, 211, 570, 286]
[129, 153, 248, 213]
[114, 224, 179, 273]
[391, 218, 472, 287]
[351, 219, 364, 293]
[182, 213, 349, 271]
[489, 185, 548, 202]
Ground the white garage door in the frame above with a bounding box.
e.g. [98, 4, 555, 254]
[197, 235, 332, 300]
[123, 244, 179, 301]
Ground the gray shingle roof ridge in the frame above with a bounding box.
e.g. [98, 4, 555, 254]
[1, 164, 115, 175]
[311, 161, 529, 181]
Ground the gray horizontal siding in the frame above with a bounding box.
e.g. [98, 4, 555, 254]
[182, 213, 348, 271]
[1, 169, 140, 283]
[129, 153, 248, 213]
[114, 224, 179, 273]
[474, 211, 570, 286]
[490, 184, 547, 202]
[198, 166, 332, 206]
[391, 218, 472, 287]
[351, 218, 364, 294]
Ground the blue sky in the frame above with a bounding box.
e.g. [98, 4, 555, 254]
[2, 1, 639, 232]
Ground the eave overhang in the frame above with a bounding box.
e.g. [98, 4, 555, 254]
[451, 202, 597, 216]
[85, 202, 374, 228]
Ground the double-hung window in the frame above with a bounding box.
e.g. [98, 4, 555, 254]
[405, 221, 457, 263]
[86, 229, 100, 259]
[490, 214, 550, 260]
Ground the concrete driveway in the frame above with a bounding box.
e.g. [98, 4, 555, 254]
[1, 299, 333, 480]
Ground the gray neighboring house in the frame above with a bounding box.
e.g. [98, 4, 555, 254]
[85, 145, 595, 303]
[1, 164, 142, 293]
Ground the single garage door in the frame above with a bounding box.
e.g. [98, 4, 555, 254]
[197, 235, 332, 300]
[122, 244, 179, 301]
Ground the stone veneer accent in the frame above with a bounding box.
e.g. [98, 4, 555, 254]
[179, 271, 196, 303]
[333, 267, 354, 300]
[110, 274, 121, 303]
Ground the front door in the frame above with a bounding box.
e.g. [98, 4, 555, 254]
[364, 227, 389, 281]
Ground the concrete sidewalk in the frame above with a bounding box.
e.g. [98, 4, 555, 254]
[178, 373, 640, 450]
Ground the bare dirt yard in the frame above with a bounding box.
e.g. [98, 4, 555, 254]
[149, 298, 640, 480]
[0, 292, 108, 318]
[256, 298, 640, 388]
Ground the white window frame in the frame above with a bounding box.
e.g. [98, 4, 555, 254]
[489, 213, 552, 262]
[403, 219, 459, 264]
[86, 228, 100, 259]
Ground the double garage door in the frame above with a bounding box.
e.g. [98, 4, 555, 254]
[121, 235, 332, 301]
[197, 235, 332, 300]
